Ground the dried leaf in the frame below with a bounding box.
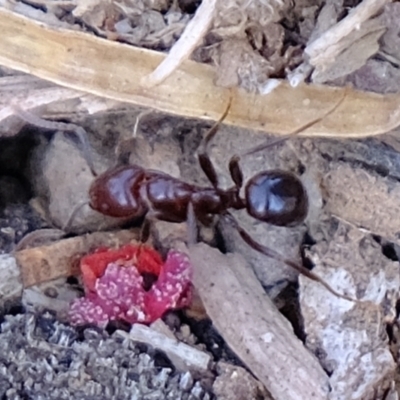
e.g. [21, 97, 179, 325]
[1, 7, 400, 137]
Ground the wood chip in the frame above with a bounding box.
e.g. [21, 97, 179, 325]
[14, 229, 140, 288]
[117, 324, 211, 373]
[189, 242, 330, 400]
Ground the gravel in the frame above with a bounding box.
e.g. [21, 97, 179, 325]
[0, 311, 213, 400]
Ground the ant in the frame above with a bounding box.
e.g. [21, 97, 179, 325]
[87, 99, 354, 301]
[11, 98, 353, 301]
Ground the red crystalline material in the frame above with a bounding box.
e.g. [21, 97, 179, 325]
[80, 244, 163, 292]
[94, 263, 147, 322]
[69, 297, 109, 327]
[69, 245, 193, 327]
[70, 262, 147, 327]
[145, 250, 193, 321]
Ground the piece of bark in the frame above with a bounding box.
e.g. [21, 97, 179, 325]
[2, 7, 400, 138]
[299, 220, 398, 400]
[189, 242, 330, 400]
[14, 229, 140, 288]
[117, 324, 211, 373]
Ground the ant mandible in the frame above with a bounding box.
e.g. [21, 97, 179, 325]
[88, 98, 354, 301]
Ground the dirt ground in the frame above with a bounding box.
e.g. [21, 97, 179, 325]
[1, 0, 400, 399]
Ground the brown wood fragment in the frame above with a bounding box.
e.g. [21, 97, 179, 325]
[117, 325, 211, 373]
[14, 229, 140, 287]
[1, 7, 400, 138]
[189, 242, 330, 400]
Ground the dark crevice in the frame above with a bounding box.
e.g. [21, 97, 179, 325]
[0, 129, 48, 253]
[396, 299, 400, 319]
[297, 162, 306, 175]
[372, 236, 400, 262]
[381, 242, 399, 262]
[177, 313, 245, 368]
[302, 231, 317, 247]
[300, 249, 315, 272]
[178, 0, 201, 14]
[213, 225, 227, 254]
[275, 282, 306, 342]
[386, 320, 396, 345]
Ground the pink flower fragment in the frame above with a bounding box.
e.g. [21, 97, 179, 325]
[69, 247, 193, 327]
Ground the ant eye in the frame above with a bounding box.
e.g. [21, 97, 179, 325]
[245, 170, 308, 227]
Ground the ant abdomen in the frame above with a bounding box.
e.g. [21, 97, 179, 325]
[244, 170, 308, 227]
[89, 165, 148, 218]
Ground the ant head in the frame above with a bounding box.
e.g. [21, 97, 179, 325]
[89, 165, 147, 218]
[244, 170, 308, 227]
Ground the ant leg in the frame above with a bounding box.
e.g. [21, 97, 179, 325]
[11, 106, 97, 176]
[198, 100, 232, 188]
[140, 205, 198, 249]
[62, 200, 89, 232]
[14, 228, 66, 251]
[228, 155, 243, 189]
[139, 218, 152, 243]
[198, 153, 219, 189]
[187, 202, 198, 246]
[223, 211, 357, 302]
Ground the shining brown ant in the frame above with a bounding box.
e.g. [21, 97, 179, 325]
[12, 98, 354, 300]
[88, 99, 353, 301]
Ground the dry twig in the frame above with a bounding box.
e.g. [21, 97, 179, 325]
[305, 0, 390, 69]
[141, 0, 217, 87]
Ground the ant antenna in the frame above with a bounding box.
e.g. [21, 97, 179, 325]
[224, 212, 358, 302]
[11, 105, 97, 177]
[240, 91, 347, 158]
[199, 97, 232, 155]
[115, 109, 156, 166]
[197, 97, 233, 189]
[14, 228, 66, 252]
